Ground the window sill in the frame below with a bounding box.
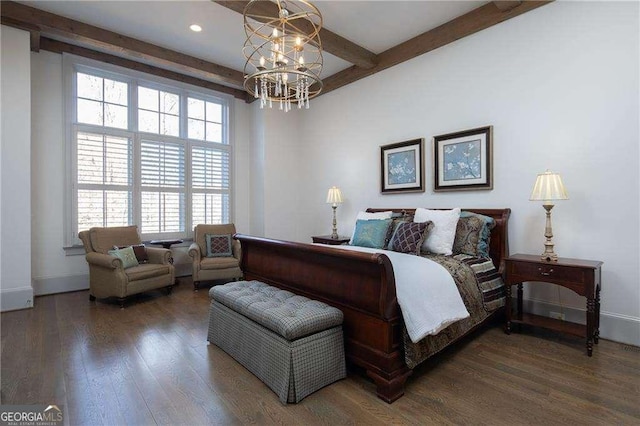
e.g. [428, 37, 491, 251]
[64, 239, 194, 256]
[64, 245, 86, 256]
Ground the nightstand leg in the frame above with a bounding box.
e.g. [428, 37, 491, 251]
[516, 283, 523, 320]
[505, 284, 512, 334]
[587, 297, 595, 357]
[594, 284, 601, 344]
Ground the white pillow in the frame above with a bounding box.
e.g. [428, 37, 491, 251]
[413, 208, 461, 255]
[349, 211, 393, 244]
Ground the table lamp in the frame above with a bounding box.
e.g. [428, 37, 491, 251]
[326, 186, 343, 239]
[529, 170, 569, 262]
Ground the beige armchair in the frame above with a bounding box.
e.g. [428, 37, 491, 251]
[188, 224, 242, 290]
[79, 226, 175, 308]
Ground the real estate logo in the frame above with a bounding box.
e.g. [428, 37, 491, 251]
[0, 404, 63, 426]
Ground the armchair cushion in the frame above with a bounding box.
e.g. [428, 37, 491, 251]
[200, 257, 240, 270]
[108, 246, 139, 269]
[205, 234, 233, 257]
[126, 264, 172, 281]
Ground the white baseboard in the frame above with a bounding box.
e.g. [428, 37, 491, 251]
[520, 298, 640, 347]
[1, 286, 34, 312]
[33, 274, 89, 296]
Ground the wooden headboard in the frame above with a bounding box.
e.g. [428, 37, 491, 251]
[366, 208, 511, 273]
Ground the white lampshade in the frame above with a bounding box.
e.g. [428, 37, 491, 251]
[326, 186, 343, 204]
[529, 170, 569, 202]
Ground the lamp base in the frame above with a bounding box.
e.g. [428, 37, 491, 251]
[540, 250, 559, 263]
[331, 205, 338, 239]
[541, 204, 559, 262]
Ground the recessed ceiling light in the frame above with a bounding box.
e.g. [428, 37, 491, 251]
[190, 24, 202, 33]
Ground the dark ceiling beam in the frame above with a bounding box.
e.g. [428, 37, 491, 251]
[39, 38, 249, 101]
[0, 1, 245, 88]
[493, 1, 524, 12]
[320, 1, 552, 96]
[214, 0, 378, 69]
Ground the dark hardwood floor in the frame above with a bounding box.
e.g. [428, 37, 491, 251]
[2, 277, 639, 425]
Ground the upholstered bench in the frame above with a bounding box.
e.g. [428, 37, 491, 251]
[208, 280, 346, 403]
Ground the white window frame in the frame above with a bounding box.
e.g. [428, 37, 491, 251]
[64, 54, 234, 247]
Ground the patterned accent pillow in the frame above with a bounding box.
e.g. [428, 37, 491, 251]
[391, 221, 433, 255]
[108, 246, 139, 269]
[460, 211, 496, 258]
[384, 211, 415, 249]
[351, 219, 392, 249]
[453, 215, 485, 257]
[114, 244, 148, 263]
[206, 234, 233, 257]
[385, 218, 408, 249]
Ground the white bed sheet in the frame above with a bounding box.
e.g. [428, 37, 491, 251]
[328, 245, 470, 342]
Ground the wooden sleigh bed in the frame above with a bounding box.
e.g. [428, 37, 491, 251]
[234, 208, 510, 403]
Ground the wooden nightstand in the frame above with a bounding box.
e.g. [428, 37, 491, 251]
[504, 254, 603, 356]
[312, 235, 350, 245]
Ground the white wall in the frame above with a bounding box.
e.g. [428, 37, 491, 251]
[31, 50, 89, 294]
[1, 26, 34, 311]
[269, 2, 639, 344]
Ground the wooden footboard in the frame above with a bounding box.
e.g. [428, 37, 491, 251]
[234, 234, 411, 402]
[235, 208, 510, 403]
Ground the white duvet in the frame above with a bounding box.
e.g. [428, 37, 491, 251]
[329, 245, 470, 343]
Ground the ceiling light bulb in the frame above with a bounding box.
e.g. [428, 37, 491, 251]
[259, 56, 266, 67]
[272, 28, 279, 38]
[189, 24, 202, 32]
[295, 36, 301, 46]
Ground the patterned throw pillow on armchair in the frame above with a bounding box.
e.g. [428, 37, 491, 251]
[205, 234, 233, 257]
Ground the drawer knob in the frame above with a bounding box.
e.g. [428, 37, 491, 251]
[538, 267, 554, 276]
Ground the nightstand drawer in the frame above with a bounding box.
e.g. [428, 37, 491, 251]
[507, 261, 589, 295]
[510, 261, 585, 281]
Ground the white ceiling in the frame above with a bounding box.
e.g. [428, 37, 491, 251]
[23, 0, 486, 81]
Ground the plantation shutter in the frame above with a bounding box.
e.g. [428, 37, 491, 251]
[140, 140, 186, 233]
[76, 131, 132, 231]
[191, 145, 230, 225]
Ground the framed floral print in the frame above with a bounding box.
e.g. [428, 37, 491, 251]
[380, 138, 425, 194]
[433, 126, 493, 192]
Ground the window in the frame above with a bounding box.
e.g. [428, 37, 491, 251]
[67, 58, 232, 244]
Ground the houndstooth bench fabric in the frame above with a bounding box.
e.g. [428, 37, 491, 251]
[208, 281, 346, 403]
[210, 280, 344, 340]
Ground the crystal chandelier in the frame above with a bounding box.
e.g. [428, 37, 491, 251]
[243, 0, 323, 112]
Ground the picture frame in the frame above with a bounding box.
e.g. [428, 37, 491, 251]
[433, 126, 493, 192]
[380, 138, 425, 194]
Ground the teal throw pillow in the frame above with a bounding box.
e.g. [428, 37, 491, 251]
[351, 219, 392, 249]
[108, 246, 139, 269]
[460, 211, 496, 258]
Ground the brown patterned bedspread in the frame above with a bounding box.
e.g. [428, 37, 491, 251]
[403, 254, 505, 368]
